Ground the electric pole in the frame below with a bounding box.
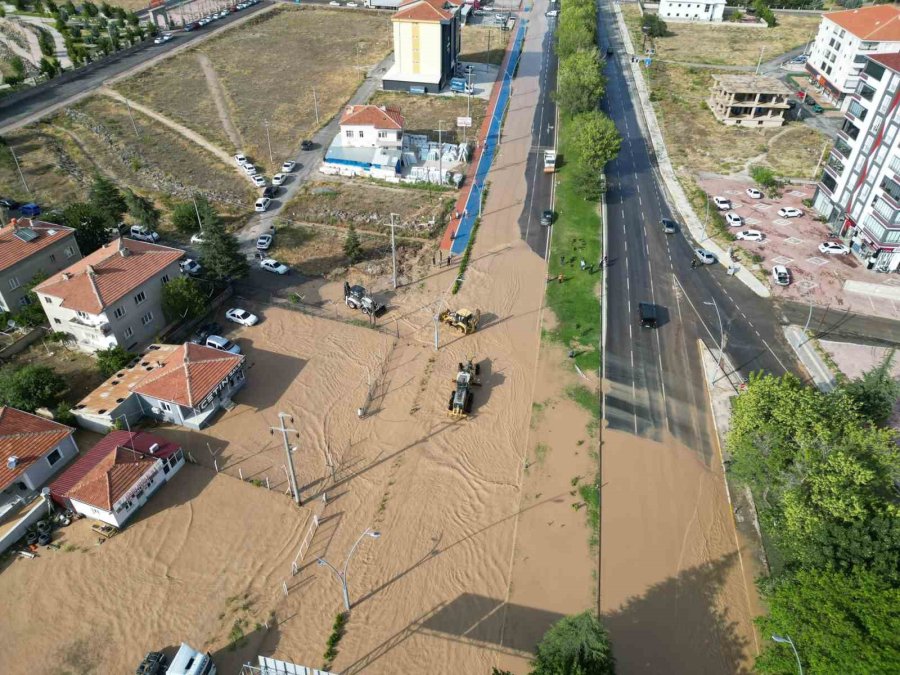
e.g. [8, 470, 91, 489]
[312, 88, 320, 125]
[390, 212, 398, 289]
[192, 194, 203, 232]
[270, 412, 301, 505]
[264, 119, 274, 165]
[436, 120, 444, 186]
[8, 144, 31, 199]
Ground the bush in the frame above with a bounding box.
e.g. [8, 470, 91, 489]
[532, 612, 615, 674]
[642, 14, 669, 38]
[96, 345, 134, 377]
[750, 165, 779, 192]
[344, 223, 362, 264]
[0, 364, 66, 412]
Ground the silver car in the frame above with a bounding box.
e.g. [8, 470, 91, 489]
[694, 248, 717, 264]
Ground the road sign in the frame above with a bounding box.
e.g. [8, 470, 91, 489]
[457, 116, 472, 128]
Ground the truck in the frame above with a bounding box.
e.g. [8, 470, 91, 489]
[365, 0, 402, 7]
[543, 149, 557, 173]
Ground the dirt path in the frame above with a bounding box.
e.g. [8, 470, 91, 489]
[0, 18, 41, 66]
[15, 15, 72, 69]
[196, 51, 243, 152]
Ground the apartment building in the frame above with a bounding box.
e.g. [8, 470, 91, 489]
[34, 237, 184, 352]
[658, 0, 726, 23]
[806, 5, 900, 110]
[707, 74, 791, 128]
[813, 53, 900, 273]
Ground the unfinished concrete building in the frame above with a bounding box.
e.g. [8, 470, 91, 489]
[708, 74, 791, 128]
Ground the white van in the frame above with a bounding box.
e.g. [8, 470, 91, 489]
[167, 644, 216, 675]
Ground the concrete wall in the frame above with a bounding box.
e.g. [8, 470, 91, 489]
[0, 325, 45, 360]
[0, 496, 49, 555]
[0, 234, 80, 312]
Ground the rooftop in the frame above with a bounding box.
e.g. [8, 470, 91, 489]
[34, 237, 184, 314]
[393, 0, 461, 23]
[0, 407, 73, 492]
[824, 5, 900, 42]
[0, 218, 76, 274]
[340, 105, 405, 129]
[868, 52, 900, 74]
[64, 446, 157, 512]
[712, 74, 792, 96]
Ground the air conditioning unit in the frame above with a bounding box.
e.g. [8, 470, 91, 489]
[7, 456, 18, 470]
[150, 407, 160, 414]
[148, 443, 160, 454]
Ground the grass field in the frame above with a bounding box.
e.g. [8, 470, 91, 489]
[459, 24, 509, 65]
[621, 5, 820, 67]
[368, 90, 488, 145]
[115, 6, 393, 173]
[0, 127, 87, 208]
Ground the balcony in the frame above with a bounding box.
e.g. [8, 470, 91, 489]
[69, 316, 111, 335]
[833, 138, 853, 159]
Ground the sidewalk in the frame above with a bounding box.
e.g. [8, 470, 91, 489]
[782, 324, 836, 392]
[609, 0, 770, 299]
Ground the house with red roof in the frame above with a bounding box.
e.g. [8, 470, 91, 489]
[383, 0, 463, 93]
[72, 342, 246, 432]
[50, 430, 185, 527]
[0, 218, 80, 315]
[324, 105, 407, 178]
[34, 237, 184, 353]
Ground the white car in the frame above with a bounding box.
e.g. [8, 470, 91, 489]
[546, 9, 559, 16]
[725, 212, 742, 227]
[130, 225, 160, 242]
[694, 248, 717, 265]
[205, 335, 241, 355]
[819, 241, 850, 255]
[778, 207, 803, 218]
[713, 195, 731, 210]
[243, 163, 258, 175]
[772, 265, 791, 286]
[346, 2, 358, 6]
[225, 308, 259, 326]
[736, 229, 765, 242]
[746, 187, 764, 199]
[260, 258, 289, 275]
[329, 1, 339, 4]
[180, 258, 202, 275]
[234, 153, 248, 165]
[256, 233, 273, 250]
[154, 34, 172, 44]
[255, 197, 271, 212]
[272, 173, 286, 186]
[281, 160, 296, 173]
[251, 175, 267, 188]
[190, 232, 205, 245]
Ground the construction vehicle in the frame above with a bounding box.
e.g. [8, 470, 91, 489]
[344, 282, 385, 316]
[448, 358, 482, 417]
[439, 308, 481, 335]
[543, 149, 557, 173]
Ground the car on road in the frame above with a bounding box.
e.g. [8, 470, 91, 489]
[329, 1, 340, 4]
[251, 175, 267, 188]
[272, 173, 286, 186]
[260, 258, 289, 275]
[154, 33, 173, 45]
[746, 187, 763, 199]
[184, 21, 198, 31]
[546, 9, 559, 16]
[205, 335, 241, 355]
[190, 232, 205, 245]
[225, 308, 259, 326]
[713, 195, 731, 210]
[540, 210, 554, 226]
[662, 218, 678, 234]
[300, 140, 314, 151]
[281, 160, 296, 172]
[694, 248, 717, 265]
[778, 207, 803, 218]
[725, 212, 742, 227]
[812, 104, 824, 114]
[819, 241, 850, 255]
[346, 2, 358, 6]
[180, 258, 202, 275]
[0, 198, 21, 209]
[254, 197, 271, 212]
[256, 233, 273, 250]
[772, 265, 791, 286]
[736, 229, 765, 242]
[130, 225, 160, 242]
[263, 186, 278, 199]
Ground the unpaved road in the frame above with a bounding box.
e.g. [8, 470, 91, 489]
[196, 51, 243, 151]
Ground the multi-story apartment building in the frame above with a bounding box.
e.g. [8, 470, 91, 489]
[806, 5, 900, 110]
[382, 0, 462, 93]
[0, 218, 80, 314]
[34, 237, 184, 352]
[813, 53, 900, 273]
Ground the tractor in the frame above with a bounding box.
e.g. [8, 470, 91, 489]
[439, 308, 481, 335]
[344, 282, 385, 315]
[448, 358, 482, 417]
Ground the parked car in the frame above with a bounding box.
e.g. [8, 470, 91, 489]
[251, 175, 267, 188]
[272, 173, 286, 186]
[819, 241, 850, 255]
[243, 163, 258, 175]
[772, 265, 791, 286]
[153, 34, 172, 44]
[546, 9, 559, 16]
[725, 212, 743, 227]
[19, 202, 40, 217]
[254, 197, 271, 212]
[0, 198, 21, 209]
[180, 258, 202, 275]
[736, 229, 765, 242]
[190, 322, 221, 344]
[746, 187, 763, 199]
[694, 248, 717, 265]
[300, 140, 314, 151]
[812, 104, 824, 114]
[190, 232, 205, 245]
[256, 233, 273, 250]
[778, 207, 803, 218]
[234, 153, 248, 165]
[260, 258, 289, 275]
[540, 210, 554, 226]
[263, 186, 278, 199]
[662, 218, 678, 234]
[346, 2, 358, 6]
[130, 225, 160, 242]
[713, 196, 731, 210]
[329, 1, 340, 4]
[225, 308, 259, 326]
[281, 160, 296, 173]
[205, 335, 241, 355]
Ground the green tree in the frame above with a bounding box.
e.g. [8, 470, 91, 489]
[753, 0, 778, 27]
[0, 364, 66, 412]
[123, 189, 160, 230]
[750, 165, 778, 193]
[556, 3, 596, 59]
[38, 29, 55, 57]
[161, 276, 207, 323]
[344, 223, 362, 263]
[569, 111, 621, 200]
[61, 202, 111, 255]
[9, 56, 25, 80]
[841, 351, 900, 425]
[12, 274, 49, 328]
[171, 195, 216, 234]
[641, 14, 669, 38]
[556, 47, 606, 117]
[82, 0, 98, 16]
[531, 611, 615, 675]
[39, 57, 59, 78]
[198, 215, 248, 282]
[89, 173, 127, 224]
[95, 345, 134, 377]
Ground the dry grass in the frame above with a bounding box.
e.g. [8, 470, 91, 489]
[621, 5, 820, 67]
[369, 90, 488, 144]
[766, 124, 828, 179]
[115, 6, 393, 173]
[459, 24, 509, 65]
[0, 126, 87, 208]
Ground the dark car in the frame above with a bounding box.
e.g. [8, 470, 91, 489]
[184, 21, 199, 31]
[662, 218, 678, 234]
[540, 210, 554, 226]
[263, 185, 278, 199]
[638, 302, 658, 328]
[300, 140, 314, 151]
[190, 322, 223, 345]
[0, 198, 21, 209]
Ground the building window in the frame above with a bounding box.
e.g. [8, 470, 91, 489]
[113, 306, 126, 319]
[46, 447, 62, 467]
[134, 291, 146, 305]
[53, 318, 61, 324]
[860, 41, 877, 52]
[841, 119, 860, 140]
[881, 177, 900, 202]
[124, 326, 134, 338]
[863, 60, 885, 80]
[859, 84, 875, 101]
[141, 311, 153, 326]
[64, 246, 75, 258]
[76, 310, 89, 320]
[345, 130, 353, 138]
[43, 296, 52, 304]
[847, 100, 867, 121]
[378, 131, 388, 139]
[49, 253, 56, 263]
[161, 274, 170, 285]
[890, 155, 900, 175]
[159, 401, 172, 412]
[8, 276, 20, 290]
[358, 130, 364, 138]
[821, 173, 837, 193]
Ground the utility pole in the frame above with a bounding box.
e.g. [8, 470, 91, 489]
[812, 141, 829, 179]
[390, 212, 398, 289]
[464, 70, 473, 145]
[264, 119, 274, 165]
[312, 88, 320, 125]
[123, 96, 140, 139]
[436, 120, 444, 186]
[8, 144, 31, 199]
[433, 313, 440, 351]
[755, 46, 766, 75]
[270, 413, 301, 505]
[486, 28, 491, 73]
[192, 194, 204, 232]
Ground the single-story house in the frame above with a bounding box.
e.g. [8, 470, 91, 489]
[50, 430, 184, 527]
[72, 342, 246, 432]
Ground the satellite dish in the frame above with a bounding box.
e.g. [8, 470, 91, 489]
[41, 487, 51, 497]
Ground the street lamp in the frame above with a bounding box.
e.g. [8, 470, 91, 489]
[703, 299, 724, 384]
[317, 528, 381, 611]
[390, 212, 398, 289]
[772, 634, 803, 675]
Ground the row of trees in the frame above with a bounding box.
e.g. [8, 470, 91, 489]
[727, 359, 900, 672]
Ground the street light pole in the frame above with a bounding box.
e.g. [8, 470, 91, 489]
[8, 144, 31, 199]
[192, 194, 203, 232]
[772, 635, 803, 675]
[390, 212, 398, 289]
[756, 46, 766, 75]
[264, 119, 274, 165]
[703, 299, 724, 384]
[312, 87, 320, 125]
[269, 412, 301, 505]
[317, 528, 381, 611]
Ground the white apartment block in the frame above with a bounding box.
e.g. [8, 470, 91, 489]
[657, 0, 725, 23]
[813, 53, 900, 274]
[806, 5, 900, 110]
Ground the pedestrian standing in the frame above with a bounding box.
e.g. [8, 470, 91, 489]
[580, 259, 586, 270]
[603, 255, 608, 266]
[432, 254, 436, 266]
[448, 254, 453, 267]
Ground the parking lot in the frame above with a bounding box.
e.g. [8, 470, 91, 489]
[698, 177, 900, 320]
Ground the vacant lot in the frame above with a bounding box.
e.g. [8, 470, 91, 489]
[460, 24, 510, 65]
[116, 6, 393, 173]
[0, 126, 87, 208]
[369, 90, 488, 144]
[622, 5, 820, 67]
[1, 341, 107, 406]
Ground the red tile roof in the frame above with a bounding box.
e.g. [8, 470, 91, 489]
[50, 430, 179, 508]
[0, 218, 76, 273]
[0, 407, 73, 491]
[34, 238, 183, 314]
[825, 5, 900, 41]
[64, 446, 157, 512]
[340, 105, 405, 129]
[869, 52, 900, 74]
[132, 342, 243, 408]
[393, 0, 459, 22]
